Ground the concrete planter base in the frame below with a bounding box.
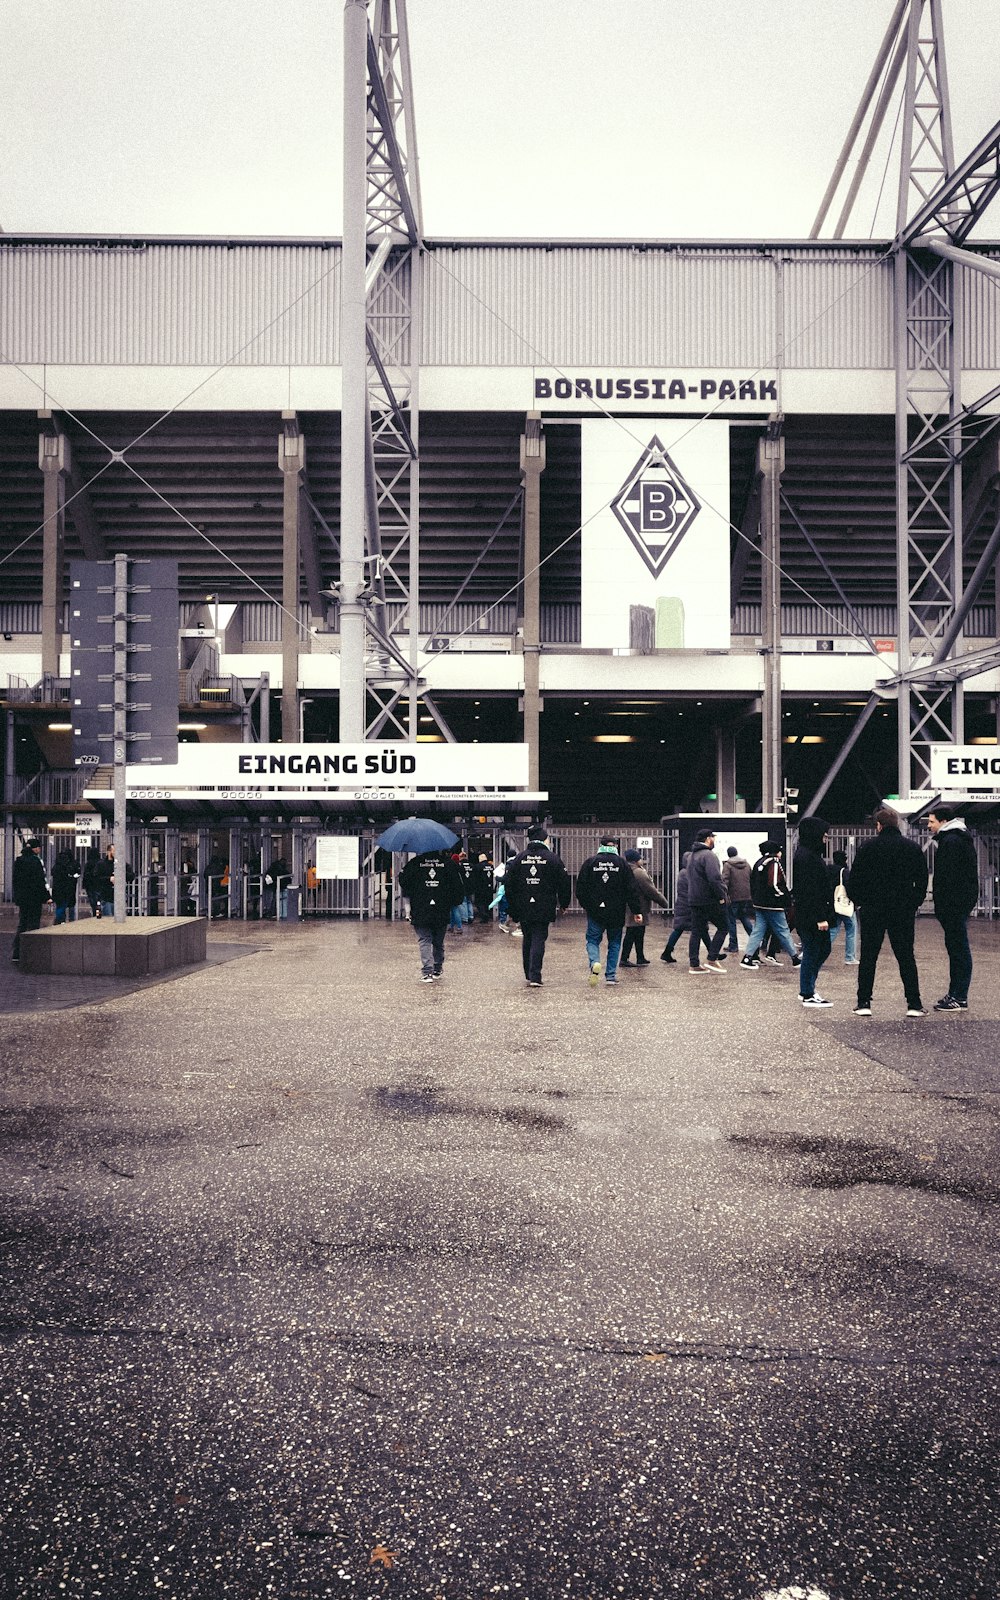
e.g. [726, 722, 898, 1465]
[19, 917, 207, 977]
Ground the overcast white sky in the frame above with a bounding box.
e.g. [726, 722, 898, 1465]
[1, 0, 997, 241]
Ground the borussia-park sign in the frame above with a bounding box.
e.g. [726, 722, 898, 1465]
[122, 742, 530, 797]
[534, 371, 779, 408]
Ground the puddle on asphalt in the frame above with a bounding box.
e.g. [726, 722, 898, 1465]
[729, 1131, 999, 1204]
[371, 1084, 567, 1132]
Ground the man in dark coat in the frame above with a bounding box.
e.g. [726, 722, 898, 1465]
[399, 848, 466, 982]
[847, 805, 929, 1017]
[504, 826, 571, 987]
[927, 804, 980, 1011]
[685, 826, 729, 974]
[52, 848, 82, 925]
[576, 836, 642, 985]
[792, 815, 836, 1007]
[12, 838, 49, 960]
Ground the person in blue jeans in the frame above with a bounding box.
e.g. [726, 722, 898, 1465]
[575, 837, 642, 985]
[827, 849, 858, 962]
[792, 816, 836, 1007]
[740, 841, 800, 969]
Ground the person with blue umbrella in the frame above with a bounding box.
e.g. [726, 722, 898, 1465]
[385, 820, 467, 984]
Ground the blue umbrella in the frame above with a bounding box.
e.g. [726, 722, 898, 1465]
[376, 816, 459, 854]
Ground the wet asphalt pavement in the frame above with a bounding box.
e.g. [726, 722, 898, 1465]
[1, 913, 998, 1600]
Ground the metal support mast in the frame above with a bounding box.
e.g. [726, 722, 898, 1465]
[893, 0, 961, 795]
[341, 0, 450, 742]
[810, 0, 1000, 804]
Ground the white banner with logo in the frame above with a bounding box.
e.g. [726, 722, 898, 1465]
[580, 419, 731, 649]
[124, 742, 529, 795]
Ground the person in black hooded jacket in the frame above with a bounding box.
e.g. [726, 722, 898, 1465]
[927, 804, 979, 1010]
[847, 805, 928, 1017]
[792, 815, 836, 1007]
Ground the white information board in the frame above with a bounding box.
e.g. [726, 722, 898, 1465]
[315, 836, 360, 880]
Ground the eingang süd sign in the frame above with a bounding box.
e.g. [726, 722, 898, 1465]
[119, 742, 533, 801]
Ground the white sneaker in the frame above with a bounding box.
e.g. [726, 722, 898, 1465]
[800, 994, 833, 1007]
[705, 959, 727, 973]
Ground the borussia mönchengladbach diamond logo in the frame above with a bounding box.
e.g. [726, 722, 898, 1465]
[610, 436, 701, 578]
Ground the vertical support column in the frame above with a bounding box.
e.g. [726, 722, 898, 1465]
[407, 245, 422, 740]
[340, 0, 371, 745]
[3, 709, 15, 902]
[279, 415, 305, 744]
[39, 427, 70, 679]
[714, 727, 737, 811]
[520, 413, 545, 792]
[112, 552, 129, 924]
[758, 429, 785, 812]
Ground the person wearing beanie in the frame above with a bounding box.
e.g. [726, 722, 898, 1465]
[12, 837, 50, 960]
[620, 848, 669, 966]
[846, 805, 928, 1017]
[740, 840, 799, 969]
[503, 826, 571, 987]
[576, 836, 643, 985]
[792, 816, 836, 1007]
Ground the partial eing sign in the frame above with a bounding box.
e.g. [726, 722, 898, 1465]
[930, 743, 1000, 789]
[124, 742, 530, 794]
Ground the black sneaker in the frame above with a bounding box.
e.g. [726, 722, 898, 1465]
[853, 1003, 872, 1016]
[740, 955, 760, 969]
[933, 995, 967, 1011]
[660, 953, 677, 964]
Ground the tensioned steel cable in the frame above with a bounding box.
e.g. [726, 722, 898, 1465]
[0, 252, 345, 639]
[414, 245, 897, 672]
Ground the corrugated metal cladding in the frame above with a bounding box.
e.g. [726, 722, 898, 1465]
[419, 245, 895, 370]
[1, 238, 997, 371]
[733, 602, 996, 638]
[0, 242, 341, 366]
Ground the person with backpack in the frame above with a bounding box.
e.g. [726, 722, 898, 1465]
[927, 804, 980, 1012]
[827, 848, 858, 963]
[740, 841, 800, 970]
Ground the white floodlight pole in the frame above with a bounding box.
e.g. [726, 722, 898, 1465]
[340, 0, 370, 743]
